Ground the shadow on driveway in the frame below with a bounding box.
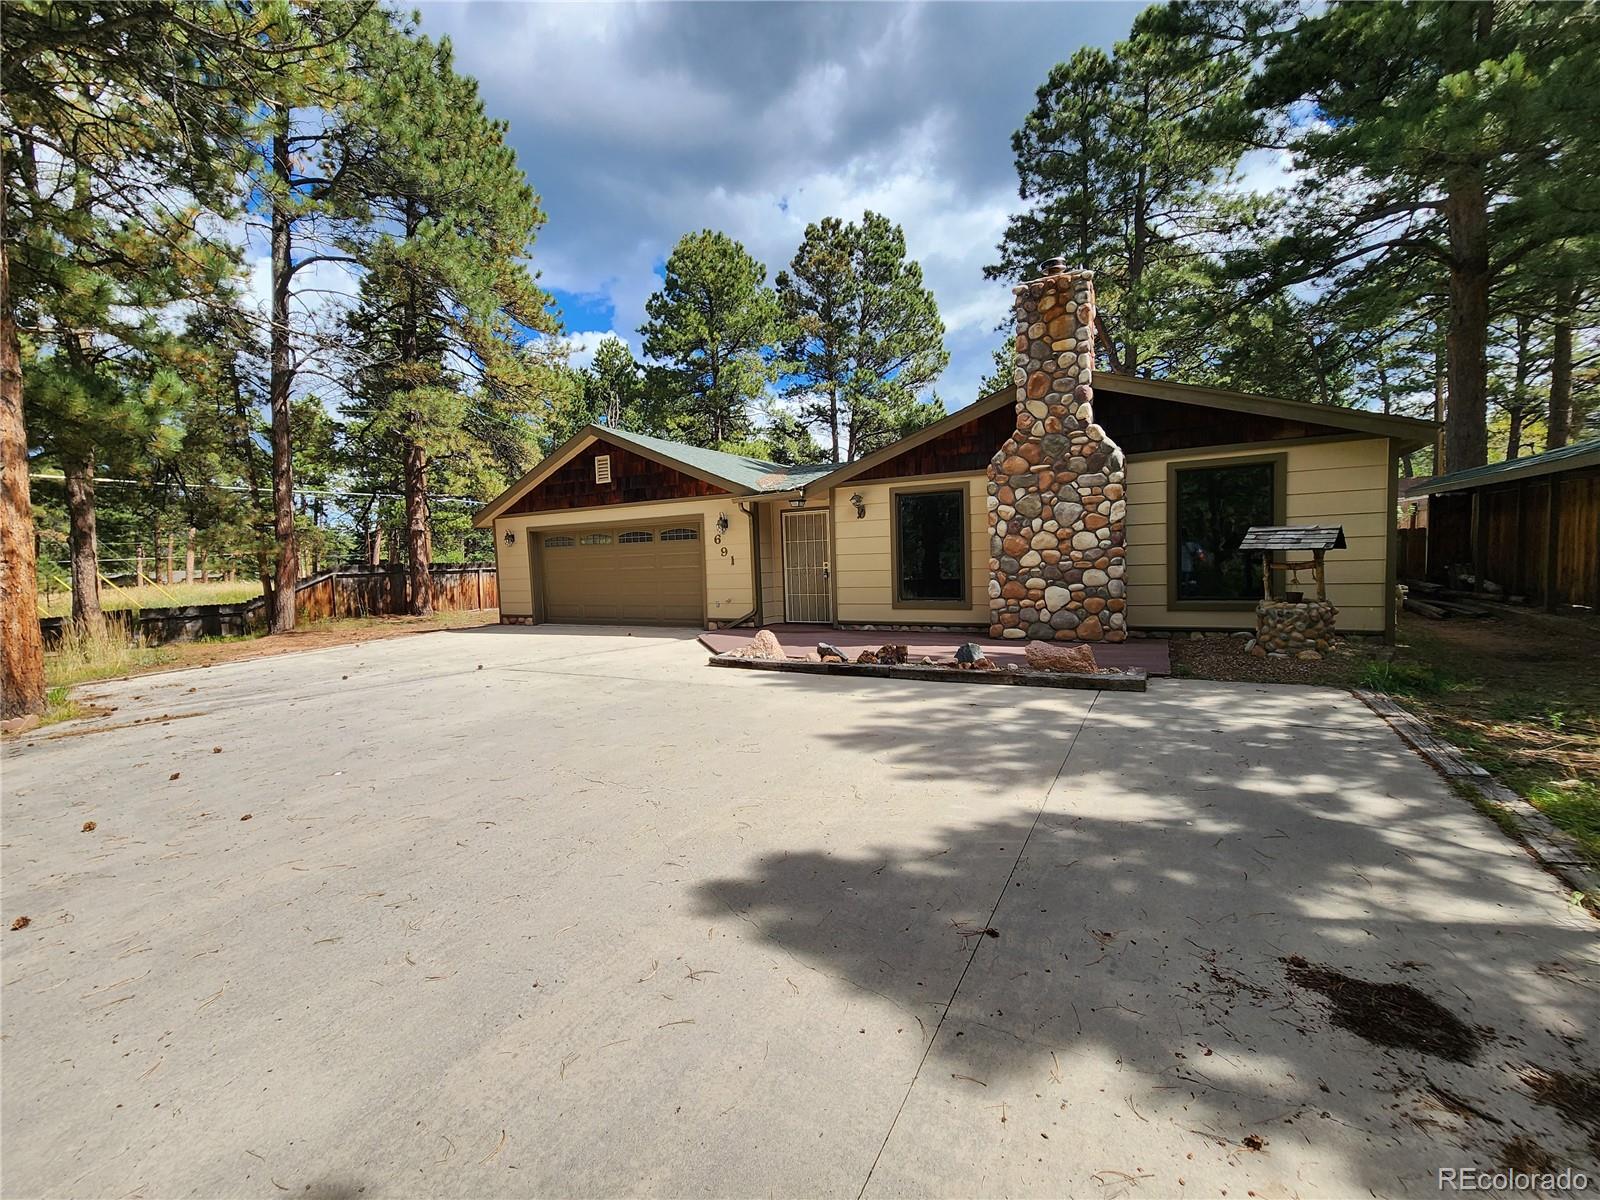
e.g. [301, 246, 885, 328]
[692, 684, 1600, 1190]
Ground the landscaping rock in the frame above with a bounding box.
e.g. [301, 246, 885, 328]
[729, 629, 786, 660]
[817, 641, 847, 663]
[876, 644, 909, 665]
[1, 714, 41, 736]
[954, 642, 986, 665]
[1024, 641, 1099, 673]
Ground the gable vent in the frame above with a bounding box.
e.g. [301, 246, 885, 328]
[594, 454, 612, 484]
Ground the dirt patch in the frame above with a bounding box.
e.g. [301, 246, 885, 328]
[1168, 634, 1378, 688]
[1283, 956, 1480, 1063]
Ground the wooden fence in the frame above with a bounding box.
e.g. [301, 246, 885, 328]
[1400, 467, 1599, 610]
[40, 563, 498, 647]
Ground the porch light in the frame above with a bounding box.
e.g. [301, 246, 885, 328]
[503, 530, 516, 545]
[849, 493, 866, 519]
[787, 497, 806, 508]
[716, 513, 730, 534]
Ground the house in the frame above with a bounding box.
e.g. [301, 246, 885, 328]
[1398, 437, 1600, 611]
[476, 260, 1435, 641]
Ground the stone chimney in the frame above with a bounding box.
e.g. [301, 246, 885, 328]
[986, 260, 1127, 643]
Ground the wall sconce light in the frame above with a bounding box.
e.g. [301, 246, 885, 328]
[849, 493, 866, 519]
[787, 497, 805, 508]
[716, 513, 730, 534]
[503, 530, 516, 545]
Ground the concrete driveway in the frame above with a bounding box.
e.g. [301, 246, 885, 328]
[3, 625, 1595, 1198]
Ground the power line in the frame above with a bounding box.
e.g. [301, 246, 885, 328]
[28, 473, 484, 507]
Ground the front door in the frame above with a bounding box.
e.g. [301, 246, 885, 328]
[782, 509, 831, 624]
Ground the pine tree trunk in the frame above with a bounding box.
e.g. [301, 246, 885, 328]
[1547, 279, 1575, 450]
[185, 528, 195, 584]
[1442, 170, 1490, 472]
[0, 165, 45, 717]
[268, 121, 298, 633]
[404, 438, 432, 616]
[65, 453, 103, 631]
[1505, 409, 1524, 460]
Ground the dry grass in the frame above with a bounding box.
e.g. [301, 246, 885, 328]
[36, 580, 263, 618]
[44, 621, 181, 689]
[45, 607, 496, 694]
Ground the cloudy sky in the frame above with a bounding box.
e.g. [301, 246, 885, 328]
[409, 1, 1144, 411]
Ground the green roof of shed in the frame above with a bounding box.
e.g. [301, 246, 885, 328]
[596, 426, 839, 493]
[1404, 437, 1600, 497]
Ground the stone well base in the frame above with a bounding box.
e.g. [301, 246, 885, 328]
[1250, 600, 1336, 659]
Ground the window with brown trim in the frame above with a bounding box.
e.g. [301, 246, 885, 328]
[894, 489, 966, 604]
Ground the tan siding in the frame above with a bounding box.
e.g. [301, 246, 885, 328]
[832, 474, 989, 625]
[1122, 437, 1394, 632]
[498, 497, 753, 623]
[493, 517, 534, 615]
[758, 501, 785, 622]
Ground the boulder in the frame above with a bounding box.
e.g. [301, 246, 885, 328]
[954, 642, 986, 665]
[731, 629, 785, 660]
[817, 641, 848, 663]
[1024, 641, 1099, 674]
[877, 644, 909, 665]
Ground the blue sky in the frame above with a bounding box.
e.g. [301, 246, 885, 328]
[409, 1, 1146, 410]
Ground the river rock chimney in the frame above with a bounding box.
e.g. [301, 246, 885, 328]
[986, 260, 1127, 643]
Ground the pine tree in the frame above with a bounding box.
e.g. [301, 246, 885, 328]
[777, 211, 949, 461]
[342, 27, 554, 615]
[988, 11, 1260, 377]
[1, 1, 328, 713]
[1244, 1, 1600, 470]
[639, 230, 780, 448]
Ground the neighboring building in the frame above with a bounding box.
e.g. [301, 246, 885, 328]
[1398, 437, 1600, 612]
[476, 262, 1434, 640]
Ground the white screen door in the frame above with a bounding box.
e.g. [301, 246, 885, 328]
[782, 510, 831, 624]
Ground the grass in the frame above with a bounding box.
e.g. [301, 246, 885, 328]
[1385, 612, 1600, 865]
[44, 621, 180, 688]
[41, 605, 494, 695]
[37, 579, 263, 618]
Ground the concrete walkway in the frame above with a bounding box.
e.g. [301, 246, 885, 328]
[2, 625, 1594, 1198]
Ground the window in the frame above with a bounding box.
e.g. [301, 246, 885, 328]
[1171, 458, 1279, 604]
[579, 532, 613, 546]
[543, 535, 575, 548]
[594, 455, 612, 484]
[660, 527, 698, 542]
[618, 530, 653, 544]
[894, 489, 967, 605]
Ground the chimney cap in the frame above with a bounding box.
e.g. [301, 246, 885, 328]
[1041, 256, 1069, 275]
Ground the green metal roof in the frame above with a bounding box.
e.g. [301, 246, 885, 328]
[1405, 437, 1600, 496]
[597, 426, 840, 493]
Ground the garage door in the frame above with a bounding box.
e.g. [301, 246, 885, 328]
[538, 522, 704, 624]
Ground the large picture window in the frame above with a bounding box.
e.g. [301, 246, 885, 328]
[1171, 458, 1280, 604]
[894, 488, 967, 605]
